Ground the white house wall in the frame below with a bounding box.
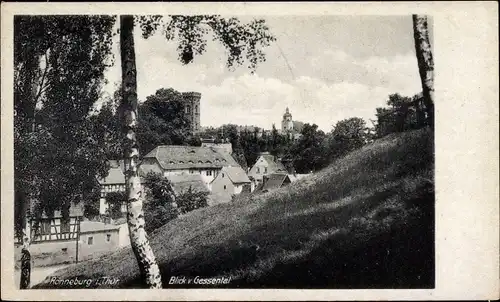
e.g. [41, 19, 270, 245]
[248, 156, 270, 181]
[164, 168, 220, 186]
[234, 184, 243, 194]
[32, 217, 79, 242]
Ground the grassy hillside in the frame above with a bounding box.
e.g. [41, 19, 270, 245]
[34, 128, 435, 289]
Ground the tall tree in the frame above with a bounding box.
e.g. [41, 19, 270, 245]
[290, 124, 327, 173]
[138, 88, 191, 155]
[119, 15, 163, 289]
[327, 117, 370, 160]
[14, 15, 114, 288]
[117, 15, 275, 288]
[412, 15, 434, 128]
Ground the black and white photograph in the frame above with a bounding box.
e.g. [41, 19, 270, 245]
[1, 2, 498, 301]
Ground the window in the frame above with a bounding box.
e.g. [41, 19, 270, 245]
[207, 170, 212, 176]
[186, 105, 191, 114]
[222, 173, 225, 178]
[264, 167, 268, 174]
[61, 248, 68, 252]
[224, 185, 226, 190]
[106, 234, 111, 242]
[87, 237, 93, 245]
[256, 167, 260, 174]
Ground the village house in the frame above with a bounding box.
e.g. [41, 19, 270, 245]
[210, 166, 252, 204]
[248, 151, 287, 183]
[139, 145, 241, 188]
[98, 160, 127, 215]
[78, 220, 121, 261]
[262, 173, 294, 192]
[15, 204, 125, 266]
[261, 172, 312, 192]
[30, 204, 84, 243]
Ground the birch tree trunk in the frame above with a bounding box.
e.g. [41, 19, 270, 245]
[412, 15, 435, 128]
[119, 15, 162, 288]
[19, 211, 31, 289]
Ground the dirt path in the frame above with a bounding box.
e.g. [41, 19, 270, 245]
[15, 264, 72, 288]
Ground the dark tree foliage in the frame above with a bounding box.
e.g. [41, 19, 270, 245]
[95, 86, 209, 158]
[290, 124, 328, 173]
[374, 93, 427, 138]
[142, 172, 178, 234]
[14, 15, 115, 240]
[327, 117, 371, 160]
[105, 191, 127, 220]
[176, 186, 209, 215]
[142, 172, 208, 233]
[137, 88, 192, 155]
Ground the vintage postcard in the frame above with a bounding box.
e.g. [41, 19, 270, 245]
[1, 2, 498, 301]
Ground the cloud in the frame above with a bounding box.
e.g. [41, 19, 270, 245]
[195, 73, 400, 132]
[99, 24, 423, 133]
[315, 49, 422, 97]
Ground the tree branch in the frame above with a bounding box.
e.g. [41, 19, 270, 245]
[33, 52, 50, 105]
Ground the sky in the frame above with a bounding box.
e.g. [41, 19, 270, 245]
[101, 15, 427, 132]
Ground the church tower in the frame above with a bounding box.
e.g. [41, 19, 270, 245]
[281, 107, 294, 132]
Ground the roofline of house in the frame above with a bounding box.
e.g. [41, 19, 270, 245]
[80, 228, 120, 234]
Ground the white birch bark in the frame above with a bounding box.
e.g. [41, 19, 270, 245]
[120, 15, 162, 289]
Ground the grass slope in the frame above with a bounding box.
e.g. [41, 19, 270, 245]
[35, 128, 435, 289]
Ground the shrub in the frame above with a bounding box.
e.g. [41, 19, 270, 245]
[176, 186, 209, 214]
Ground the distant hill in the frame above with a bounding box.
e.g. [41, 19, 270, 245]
[34, 128, 435, 289]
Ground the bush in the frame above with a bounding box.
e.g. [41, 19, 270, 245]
[176, 186, 209, 214]
[142, 172, 209, 232]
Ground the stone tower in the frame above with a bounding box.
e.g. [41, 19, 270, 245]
[181, 92, 201, 134]
[281, 107, 293, 132]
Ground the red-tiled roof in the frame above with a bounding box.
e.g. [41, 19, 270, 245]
[143, 145, 240, 170]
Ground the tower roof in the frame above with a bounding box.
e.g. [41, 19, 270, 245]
[283, 107, 292, 118]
